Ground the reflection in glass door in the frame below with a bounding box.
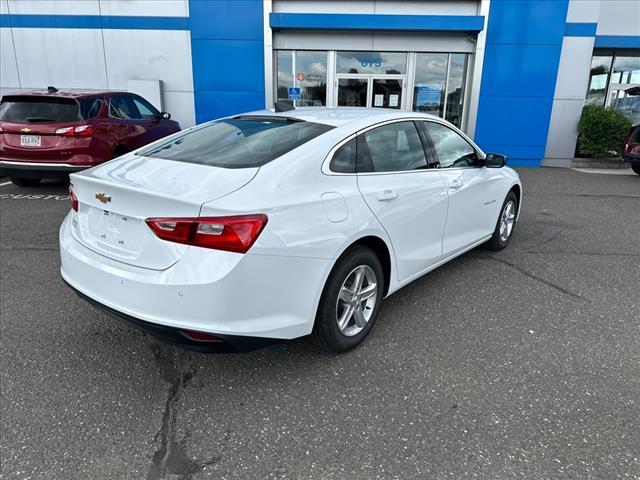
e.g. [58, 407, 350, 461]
[372, 78, 403, 109]
[337, 78, 368, 107]
[608, 84, 640, 125]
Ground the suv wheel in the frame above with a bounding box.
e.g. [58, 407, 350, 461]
[631, 163, 640, 175]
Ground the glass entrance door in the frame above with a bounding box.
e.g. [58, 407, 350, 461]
[337, 76, 404, 109]
[371, 78, 403, 109]
[337, 78, 368, 107]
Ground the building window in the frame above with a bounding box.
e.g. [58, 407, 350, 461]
[336, 52, 407, 75]
[445, 54, 468, 128]
[273, 50, 471, 128]
[586, 50, 640, 124]
[276, 50, 294, 104]
[275, 50, 327, 106]
[611, 55, 640, 84]
[413, 53, 447, 116]
[586, 55, 613, 106]
[413, 53, 468, 128]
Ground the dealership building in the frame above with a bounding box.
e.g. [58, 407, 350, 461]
[1, 0, 638, 166]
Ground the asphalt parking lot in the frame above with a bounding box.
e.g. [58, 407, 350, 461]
[1, 168, 639, 480]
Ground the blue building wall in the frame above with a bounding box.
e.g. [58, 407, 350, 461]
[188, 0, 265, 124]
[474, 0, 570, 167]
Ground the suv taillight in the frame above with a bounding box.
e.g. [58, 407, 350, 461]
[55, 125, 94, 137]
[145, 214, 268, 254]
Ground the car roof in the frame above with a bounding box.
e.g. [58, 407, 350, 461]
[1, 89, 129, 99]
[238, 107, 441, 127]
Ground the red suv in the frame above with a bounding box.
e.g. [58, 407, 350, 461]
[0, 88, 181, 186]
[622, 86, 640, 176]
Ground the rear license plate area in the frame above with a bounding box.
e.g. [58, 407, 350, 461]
[87, 207, 141, 251]
[20, 135, 42, 147]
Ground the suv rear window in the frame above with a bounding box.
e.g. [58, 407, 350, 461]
[0, 96, 80, 123]
[139, 117, 334, 168]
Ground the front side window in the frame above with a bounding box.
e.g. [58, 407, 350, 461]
[358, 122, 427, 173]
[139, 117, 334, 169]
[109, 95, 140, 120]
[422, 122, 478, 168]
[131, 96, 160, 119]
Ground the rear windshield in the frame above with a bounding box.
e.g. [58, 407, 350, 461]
[139, 117, 334, 168]
[0, 96, 80, 123]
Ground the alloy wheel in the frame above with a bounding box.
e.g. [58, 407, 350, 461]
[335, 265, 378, 337]
[499, 200, 516, 242]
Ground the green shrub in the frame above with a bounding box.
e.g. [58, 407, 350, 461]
[577, 105, 632, 158]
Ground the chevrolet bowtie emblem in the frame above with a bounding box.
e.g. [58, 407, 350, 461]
[95, 192, 111, 204]
[20, 127, 32, 133]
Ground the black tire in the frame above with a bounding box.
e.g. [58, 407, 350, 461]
[10, 177, 41, 187]
[631, 163, 640, 175]
[487, 191, 518, 251]
[312, 246, 384, 353]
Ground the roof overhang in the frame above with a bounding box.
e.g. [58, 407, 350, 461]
[269, 13, 485, 33]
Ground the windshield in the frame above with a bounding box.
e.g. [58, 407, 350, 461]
[139, 117, 334, 168]
[0, 96, 80, 123]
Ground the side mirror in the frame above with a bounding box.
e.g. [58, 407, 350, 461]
[485, 153, 507, 168]
[161, 112, 171, 120]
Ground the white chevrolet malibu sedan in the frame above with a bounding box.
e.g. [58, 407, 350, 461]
[60, 107, 522, 353]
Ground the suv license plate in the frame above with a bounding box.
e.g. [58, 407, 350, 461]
[20, 135, 41, 147]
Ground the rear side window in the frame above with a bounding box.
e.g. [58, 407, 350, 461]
[80, 98, 104, 119]
[0, 96, 80, 123]
[357, 121, 428, 173]
[329, 138, 357, 173]
[139, 117, 334, 168]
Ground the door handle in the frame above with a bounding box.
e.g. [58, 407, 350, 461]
[448, 178, 464, 190]
[377, 190, 398, 201]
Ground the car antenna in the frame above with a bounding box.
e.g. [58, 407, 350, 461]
[47, 86, 59, 94]
[274, 100, 295, 113]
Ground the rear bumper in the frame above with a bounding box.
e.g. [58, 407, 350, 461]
[59, 212, 332, 344]
[0, 160, 90, 179]
[64, 279, 278, 352]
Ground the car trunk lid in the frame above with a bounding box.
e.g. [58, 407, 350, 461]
[69, 155, 258, 270]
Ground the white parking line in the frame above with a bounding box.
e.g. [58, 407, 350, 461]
[0, 181, 12, 187]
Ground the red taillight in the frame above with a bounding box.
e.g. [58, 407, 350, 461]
[69, 184, 78, 212]
[56, 126, 74, 136]
[145, 214, 268, 254]
[74, 125, 93, 137]
[55, 125, 93, 137]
